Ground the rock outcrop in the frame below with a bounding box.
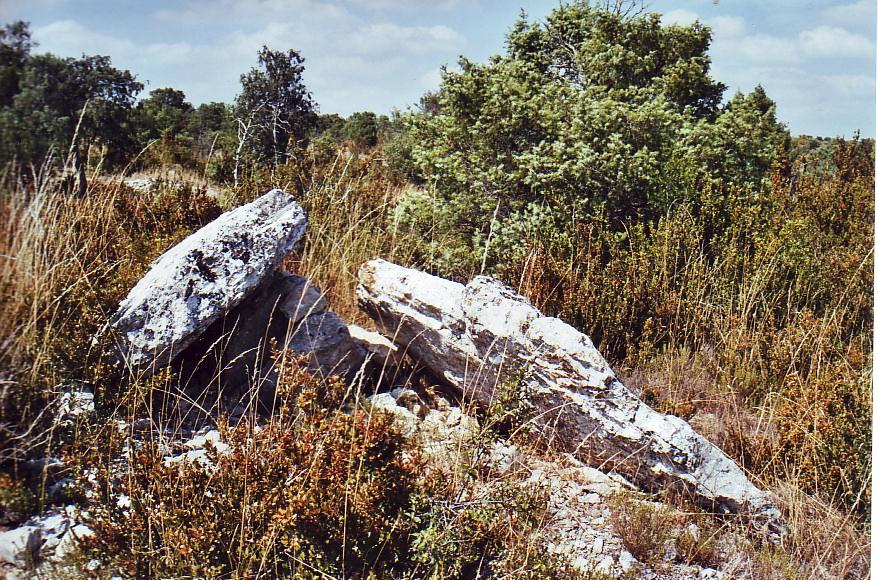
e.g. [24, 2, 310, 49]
[111, 189, 307, 371]
[356, 259, 784, 538]
[177, 270, 366, 412]
[0, 508, 91, 579]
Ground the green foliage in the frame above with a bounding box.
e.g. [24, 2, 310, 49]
[498, 137, 873, 512]
[235, 45, 317, 169]
[0, 472, 36, 525]
[0, 30, 143, 175]
[342, 111, 380, 149]
[0, 21, 33, 107]
[482, 368, 536, 441]
[137, 87, 192, 139]
[398, 3, 787, 275]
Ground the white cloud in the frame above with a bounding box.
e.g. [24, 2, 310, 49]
[34, 20, 204, 69]
[709, 16, 747, 39]
[798, 26, 874, 58]
[348, 23, 464, 57]
[344, 0, 463, 9]
[658, 5, 874, 136]
[821, 0, 877, 28]
[820, 73, 875, 97]
[34, 20, 135, 59]
[660, 9, 698, 26]
[734, 34, 801, 65]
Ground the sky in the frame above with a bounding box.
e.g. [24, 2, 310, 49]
[0, 0, 874, 138]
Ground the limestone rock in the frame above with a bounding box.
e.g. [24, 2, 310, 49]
[348, 324, 402, 366]
[176, 271, 366, 412]
[111, 189, 307, 370]
[0, 508, 91, 576]
[286, 311, 366, 380]
[356, 259, 784, 538]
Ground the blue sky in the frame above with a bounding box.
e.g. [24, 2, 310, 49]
[1, 0, 874, 137]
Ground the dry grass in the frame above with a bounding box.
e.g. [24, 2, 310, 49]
[0, 167, 220, 468]
[607, 493, 674, 565]
[769, 481, 871, 579]
[288, 152, 422, 323]
[0, 141, 871, 576]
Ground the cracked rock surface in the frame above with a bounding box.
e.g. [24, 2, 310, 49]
[111, 189, 307, 370]
[357, 259, 784, 538]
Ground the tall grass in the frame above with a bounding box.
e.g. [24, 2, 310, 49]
[0, 141, 870, 577]
[0, 167, 220, 466]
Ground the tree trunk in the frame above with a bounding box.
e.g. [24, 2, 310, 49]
[74, 147, 87, 197]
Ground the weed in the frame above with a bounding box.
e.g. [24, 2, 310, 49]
[608, 493, 674, 565]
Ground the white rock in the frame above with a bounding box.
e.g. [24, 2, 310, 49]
[185, 429, 222, 449]
[111, 189, 307, 370]
[488, 441, 520, 473]
[348, 324, 402, 367]
[123, 177, 153, 192]
[367, 392, 420, 436]
[163, 429, 231, 467]
[57, 387, 94, 419]
[0, 510, 89, 573]
[0, 525, 40, 567]
[286, 311, 366, 381]
[618, 549, 637, 571]
[356, 259, 785, 538]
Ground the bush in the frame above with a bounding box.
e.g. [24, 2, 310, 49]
[0, 175, 221, 498]
[608, 494, 673, 565]
[77, 356, 421, 579]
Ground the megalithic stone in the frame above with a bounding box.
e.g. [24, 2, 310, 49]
[111, 189, 307, 371]
[356, 259, 785, 539]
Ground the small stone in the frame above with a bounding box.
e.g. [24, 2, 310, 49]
[56, 386, 94, 420]
[618, 549, 637, 571]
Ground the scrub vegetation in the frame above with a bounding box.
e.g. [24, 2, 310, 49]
[0, 2, 871, 578]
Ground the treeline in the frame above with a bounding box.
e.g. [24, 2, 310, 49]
[0, 23, 402, 193]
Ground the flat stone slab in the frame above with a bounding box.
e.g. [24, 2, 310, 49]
[356, 259, 785, 539]
[111, 189, 307, 370]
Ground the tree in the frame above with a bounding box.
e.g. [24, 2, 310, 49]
[135, 87, 195, 167]
[138, 87, 193, 138]
[0, 49, 142, 193]
[399, 2, 788, 273]
[314, 113, 345, 141]
[234, 46, 316, 175]
[343, 111, 379, 149]
[188, 101, 233, 159]
[0, 21, 34, 108]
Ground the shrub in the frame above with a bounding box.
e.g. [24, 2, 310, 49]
[0, 174, 220, 507]
[0, 472, 36, 524]
[674, 516, 721, 568]
[608, 494, 673, 565]
[77, 356, 422, 579]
